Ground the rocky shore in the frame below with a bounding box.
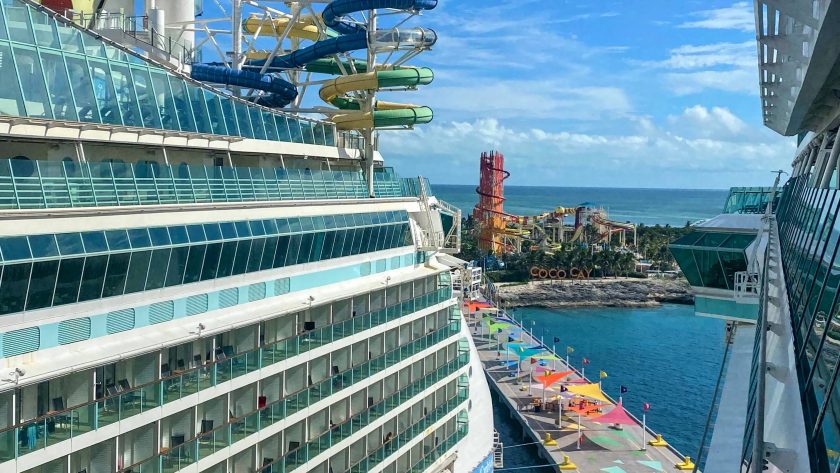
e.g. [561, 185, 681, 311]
[495, 277, 693, 308]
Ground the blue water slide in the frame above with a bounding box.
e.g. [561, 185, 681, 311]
[190, 0, 437, 106]
[248, 32, 369, 70]
[190, 64, 298, 107]
[323, 0, 438, 35]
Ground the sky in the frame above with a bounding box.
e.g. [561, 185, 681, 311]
[370, 0, 797, 189]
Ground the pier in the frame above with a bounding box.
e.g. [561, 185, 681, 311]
[467, 305, 692, 472]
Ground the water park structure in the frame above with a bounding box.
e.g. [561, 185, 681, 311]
[64, 0, 439, 196]
[473, 150, 637, 255]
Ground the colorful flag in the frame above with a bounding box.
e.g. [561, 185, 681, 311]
[582, 357, 590, 365]
[643, 402, 651, 412]
[620, 385, 628, 394]
[530, 358, 537, 364]
[599, 370, 608, 379]
[566, 346, 574, 354]
[553, 336, 560, 343]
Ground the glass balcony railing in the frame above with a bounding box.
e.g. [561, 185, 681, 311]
[267, 364, 469, 473]
[345, 386, 469, 473]
[0, 160, 427, 209]
[407, 422, 469, 473]
[120, 346, 469, 473]
[0, 286, 455, 462]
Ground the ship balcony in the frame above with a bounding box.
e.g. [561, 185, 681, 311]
[0, 284, 455, 465]
[669, 214, 764, 322]
[115, 334, 467, 473]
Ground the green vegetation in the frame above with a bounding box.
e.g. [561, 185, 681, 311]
[457, 217, 693, 282]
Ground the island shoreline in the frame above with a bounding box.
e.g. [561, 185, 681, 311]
[493, 277, 694, 309]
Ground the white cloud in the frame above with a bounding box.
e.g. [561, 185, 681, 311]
[665, 69, 757, 95]
[667, 105, 749, 139]
[653, 42, 755, 70]
[640, 41, 758, 95]
[415, 81, 632, 121]
[380, 112, 794, 189]
[679, 2, 755, 32]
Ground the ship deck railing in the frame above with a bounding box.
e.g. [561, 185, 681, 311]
[0, 287, 455, 463]
[0, 159, 430, 210]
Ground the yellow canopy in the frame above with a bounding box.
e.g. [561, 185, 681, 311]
[566, 383, 612, 403]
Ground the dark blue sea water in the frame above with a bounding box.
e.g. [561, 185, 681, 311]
[434, 185, 728, 227]
[491, 304, 726, 471]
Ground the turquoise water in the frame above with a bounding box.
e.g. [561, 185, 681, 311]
[434, 185, 729, 227]
[494, 304, 725, 470]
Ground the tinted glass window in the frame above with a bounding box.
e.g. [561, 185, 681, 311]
[105, 230, 130, 250]
[0, 236, 31, 261]
[29, 234, 58, 258]
[102, 252, 130, 297]
[203, 223, 222, 241]
[187, 224, 206, 243]
[128, 228, 152, 248]
[145, 249, 170, 290]
[26, 260, 58, 310]
[78, 255, 107, 301]
[124, 250, 151, 294]
[53, 258, 83, 304]
[220, 222, 237, 239]
[0, 263, 31, 314]
[81, 231, 108, 253]
[168, 226, 189, 245]
[148, 227, 170, 246]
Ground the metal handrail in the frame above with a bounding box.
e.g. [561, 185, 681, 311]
[750, 172, 783, 471]
[0, 285, 451, 436]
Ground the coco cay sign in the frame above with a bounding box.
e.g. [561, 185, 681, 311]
[530, 266, 592, 280]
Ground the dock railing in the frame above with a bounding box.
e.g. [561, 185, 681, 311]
[469, 277, 688, 461]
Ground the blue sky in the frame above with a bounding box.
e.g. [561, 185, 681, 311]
[374, 0, 796, 189]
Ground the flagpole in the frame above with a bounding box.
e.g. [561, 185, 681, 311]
[642, 413, 647, 451]
[528, 364, 533, 396]
[557, 397, 563, 428]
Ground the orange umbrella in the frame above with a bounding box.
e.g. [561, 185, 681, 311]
[567, 402, 610, 416]
[466, 301, 493, 312]
[534, 370, 574, 389]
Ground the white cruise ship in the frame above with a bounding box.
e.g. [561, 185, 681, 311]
[670, 1, 840, 471]
[0, 1, 496, 472]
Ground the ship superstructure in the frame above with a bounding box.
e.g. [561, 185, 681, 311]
[0, 1, 495, 473]
[670, 1, 840, 471]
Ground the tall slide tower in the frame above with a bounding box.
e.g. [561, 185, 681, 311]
[473, 151, 510, 253]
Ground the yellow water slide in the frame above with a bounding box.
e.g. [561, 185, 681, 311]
[318, 66, 434, 130]
[242, 14, 324, 41]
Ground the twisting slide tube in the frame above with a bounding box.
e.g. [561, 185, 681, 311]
[319, 66, 434, 129]
[192, 0, 437, 128]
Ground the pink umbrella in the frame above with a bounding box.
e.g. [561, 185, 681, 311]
[589, 401, 637, 425]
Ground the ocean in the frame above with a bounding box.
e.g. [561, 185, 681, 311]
[494, 305, 725, 471]
[442, 185, 728, 470]
[433, 184, 729, 227]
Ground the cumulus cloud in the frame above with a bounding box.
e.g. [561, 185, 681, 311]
[679, 2, 755, 32]
[379, 112, 794, 189]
